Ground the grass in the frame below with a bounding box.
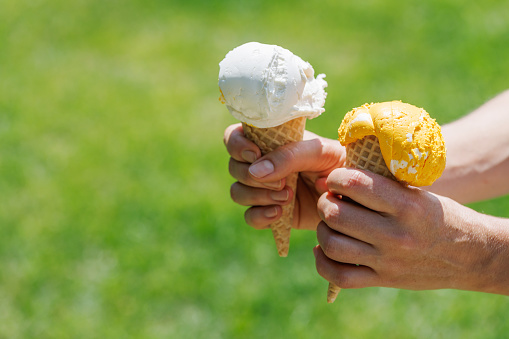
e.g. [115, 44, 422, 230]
[1, 0, 509, 337]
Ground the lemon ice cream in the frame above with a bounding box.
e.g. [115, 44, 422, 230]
[338, 101, 446, 186]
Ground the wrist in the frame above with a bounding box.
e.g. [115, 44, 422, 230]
[459, 211, 509, 295]
[473, 215, 509, 295]
[438, 198, 509, 294]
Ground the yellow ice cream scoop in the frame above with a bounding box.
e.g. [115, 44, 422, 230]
[338, 101, 446, 186]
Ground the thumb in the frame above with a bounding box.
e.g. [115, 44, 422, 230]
[248, 137, 345, 183]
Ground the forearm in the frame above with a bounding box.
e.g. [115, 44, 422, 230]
[469, 213, 509, 295]
[426, 90, 509, 203]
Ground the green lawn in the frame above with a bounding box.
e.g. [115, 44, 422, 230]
[1, 0, 509, 337]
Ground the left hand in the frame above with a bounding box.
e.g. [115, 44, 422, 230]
[314, 167, 507, 293]
[224, 123, 345, 231]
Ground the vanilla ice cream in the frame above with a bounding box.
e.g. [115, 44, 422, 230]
[218, 42, 327, 128]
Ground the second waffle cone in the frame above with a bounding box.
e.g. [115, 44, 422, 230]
[327, 134, 395, 303]
[242, 117, 306, 257]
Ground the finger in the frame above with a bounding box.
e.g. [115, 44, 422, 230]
[247, 138, 345, 183]
[313, 245, 380, 289]
[316, 222, 378, 266]
[317, 192, 387, 244]
[303, 129, 321, 141]
[326, 168, 408, 214]
[292, 176, 322, 231]
[315, 177, 328, 195]
[230, 182, 293, 207]
[224, 124, 262, 163]
[229, 158, 285, 190]
[244, 205, 281, 230]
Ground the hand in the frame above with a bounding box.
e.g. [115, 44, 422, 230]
[314, 167, 509, 294]
[224, 123, 345, 231]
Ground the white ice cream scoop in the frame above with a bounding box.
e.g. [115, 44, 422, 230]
[219, 42, 327, 128]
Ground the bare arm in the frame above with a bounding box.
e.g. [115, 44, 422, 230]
[426, 90, 509, 203]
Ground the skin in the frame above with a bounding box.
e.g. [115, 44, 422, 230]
[428, 89, 509, 203]
[225, 126, 344, 230]
[223, 89, 509, 295]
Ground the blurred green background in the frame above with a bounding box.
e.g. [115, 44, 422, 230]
[1, 0, 509, 337]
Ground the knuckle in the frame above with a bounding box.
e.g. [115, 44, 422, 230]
[278, 144, 296, 160]
[276, 145, 298, 165]
[244, 208, 255, 226]
[228, 158, 236, 177]
[397, 233, 418, 251]
[321, 237, 336, 258]
[320, 139, 344, 169]
[245, 207, 272, 230]
[342, 170, 365, 190]
[333, 273, 353, 289]
[224, 125, 246, 158]
[322, 202, 341, 225]
[396, 189, 431, 221]
[314, 254, 327, 277]
[401, 198, 426, 220]
[223, 124, 237, 147]
[229, 158, 250, 183]
[385, 229, 419, 253]
[223, 127, 231, 146]
[230, 182, 241, 203]
[317, 193, 329, 217]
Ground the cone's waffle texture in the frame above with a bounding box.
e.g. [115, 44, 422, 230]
[242, 117, 306, 257]
[345, 134, 395, 179]
[327, 134, 394, 303]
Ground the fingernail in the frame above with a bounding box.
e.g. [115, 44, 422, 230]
[249, 160, 274, 178]
[241, 150, 257, 163]
[263, 180, 282, 189]
[264, 206, 278, 218]
[270, 189, 289, 202]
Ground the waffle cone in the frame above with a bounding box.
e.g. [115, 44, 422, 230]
[242, 117, 306, 257]
[327, 134, 395, 303]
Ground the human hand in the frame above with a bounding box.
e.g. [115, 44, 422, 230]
[314, 167, 509, 294]
[224, 123, 345, 231]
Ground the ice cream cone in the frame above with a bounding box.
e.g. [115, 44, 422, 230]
[345, 134, 395, 179]
[327, 134, 395, 303]
[330, 101, 446, 303]
[242, 116, 306, 257]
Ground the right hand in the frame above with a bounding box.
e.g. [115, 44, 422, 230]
[314, 167, 509, 295]
[224, 123, 346, 231]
